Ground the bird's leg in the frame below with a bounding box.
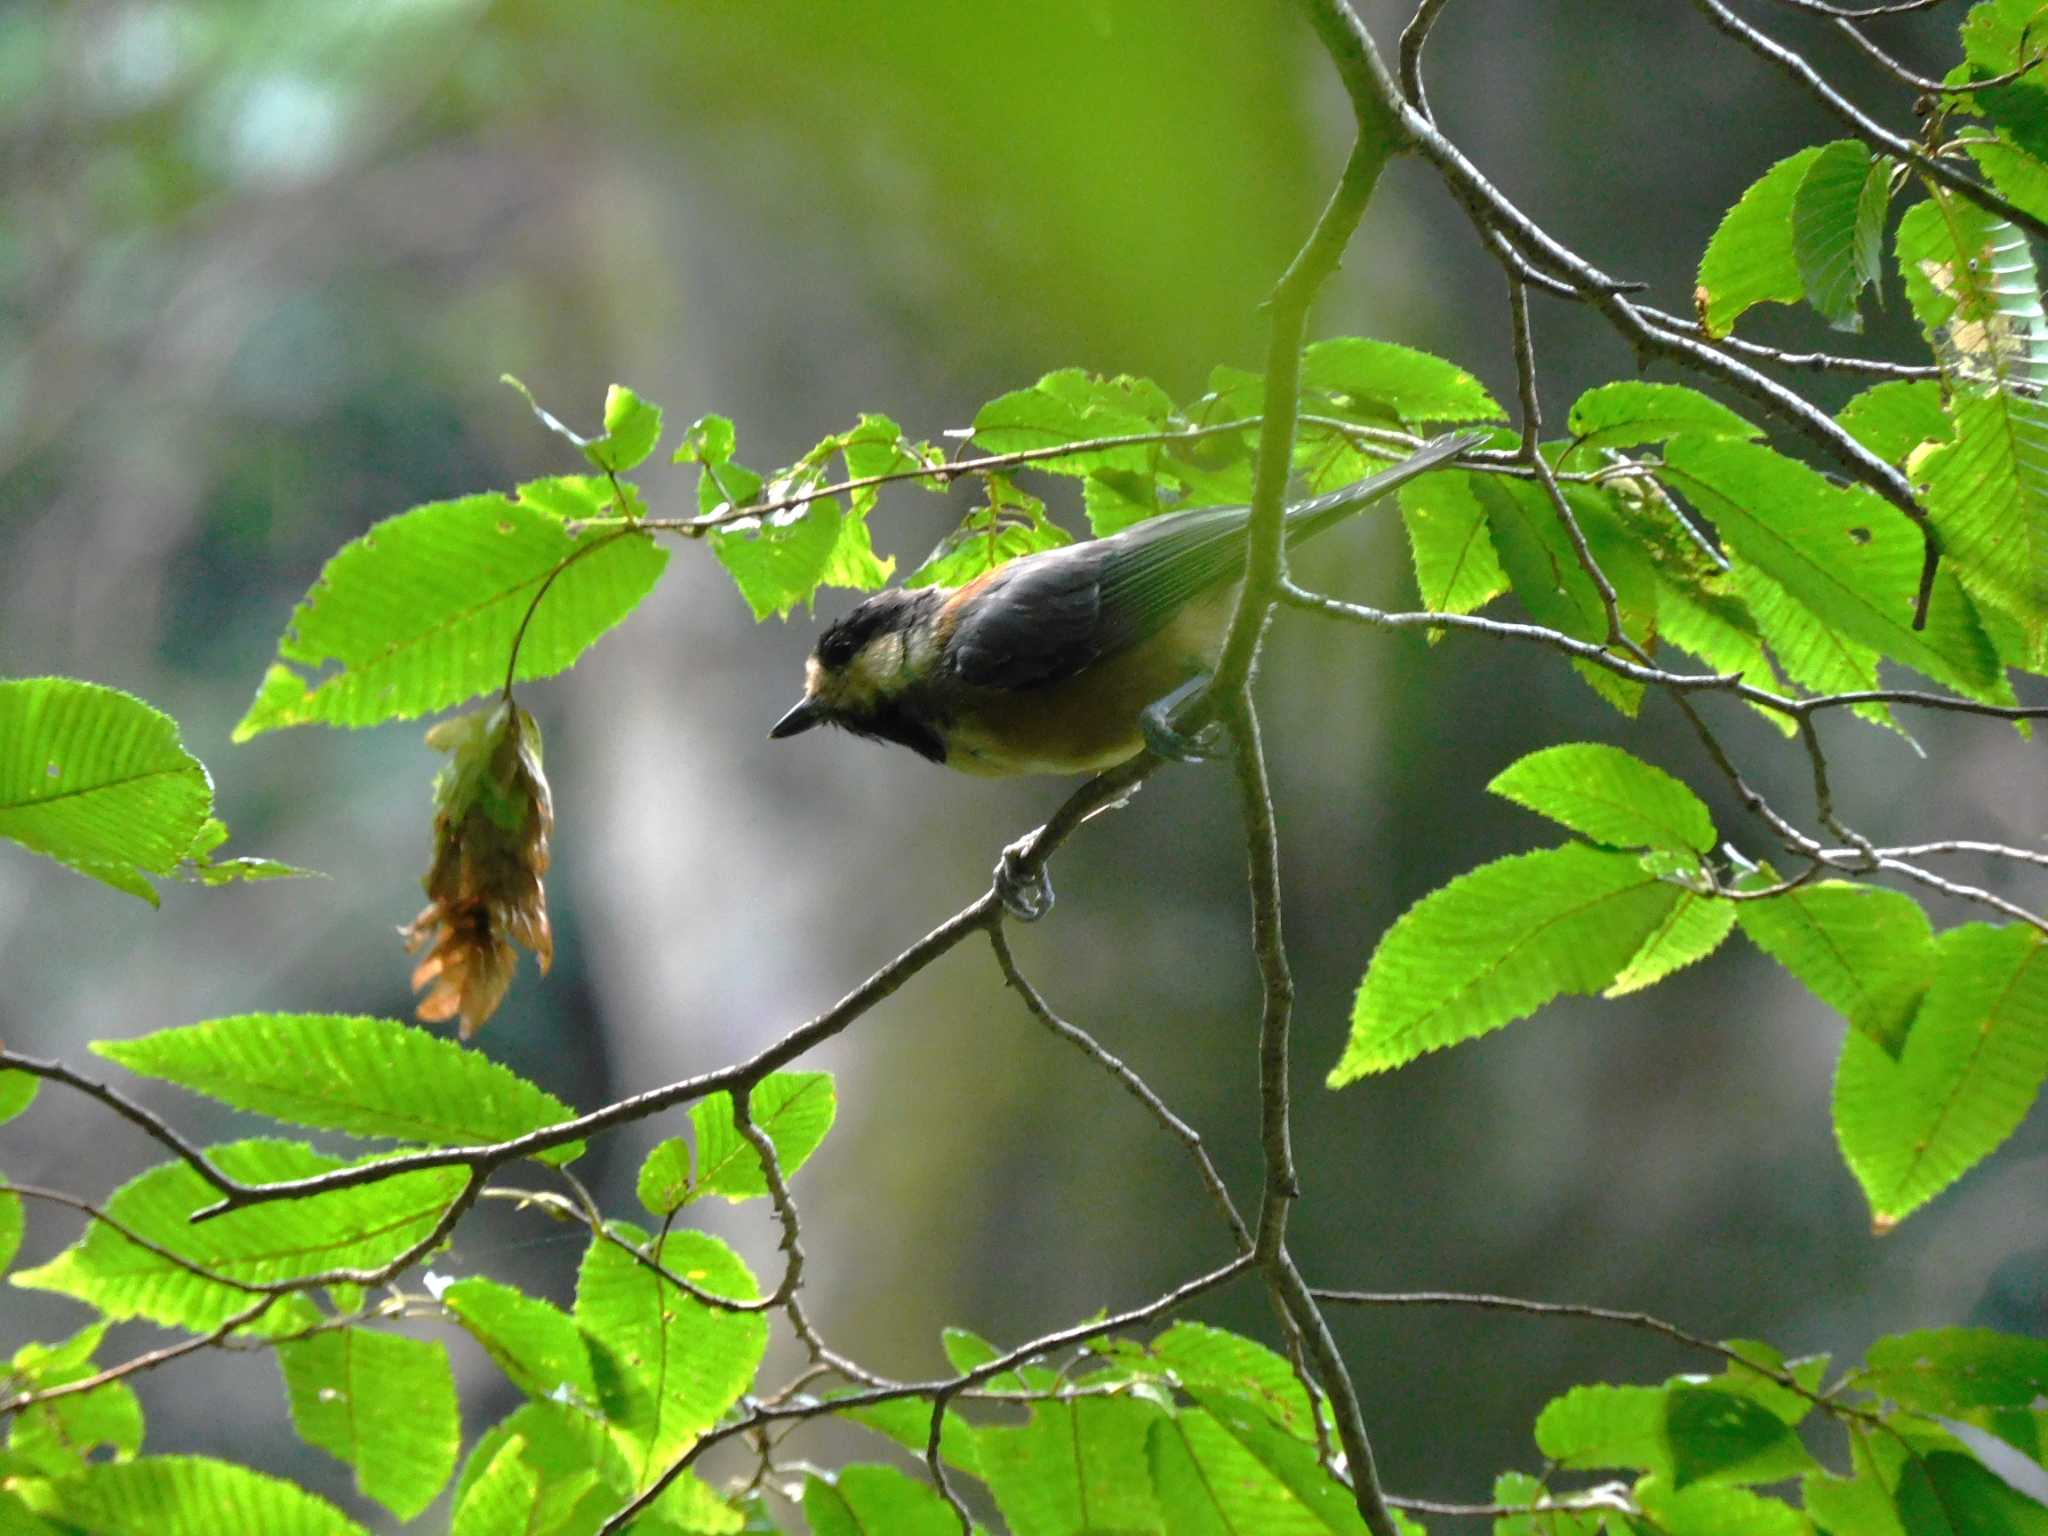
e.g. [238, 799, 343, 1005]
[1140, 673, 1227, 764]
[994, 835, 1055, 922]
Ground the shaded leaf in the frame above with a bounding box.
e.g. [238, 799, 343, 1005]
[804, 1465, 964, 1536]
[442, 1276, 598, 1410]
[1793, 141, 1887, 332]
[1737, 881, 1935, 1055]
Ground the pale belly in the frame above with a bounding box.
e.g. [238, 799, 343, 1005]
[940, 586, 1237, 776]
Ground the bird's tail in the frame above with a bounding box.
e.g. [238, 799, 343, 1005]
[1282, 428, 1489, 547]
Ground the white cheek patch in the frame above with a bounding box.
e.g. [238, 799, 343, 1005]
[843, 632, 907, 704]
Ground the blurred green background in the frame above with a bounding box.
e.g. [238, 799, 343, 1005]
[3, 0, 2044, 1526]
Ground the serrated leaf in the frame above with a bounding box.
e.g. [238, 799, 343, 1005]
[10, 1140, 463, 1330]
[1665, 436, 2010, 702]
[1839, 381, 1953, 468]
[1738, 882, 1935, 1055]
[1699, 147, 1826, 335]
[674, 413, 736, 466]
[1302, 337, 1505, 425]
[1728, 555, 1893, 728]
[1793, 141, 1887, 332]
[711, 497, 841, 620]
[1666, 1386, 1818, 1488]
[1864, 1329, 2048, 1414]
[970, 369, 1171, 476]
[1489, 743, 1716, 854]
[278, 1329, 458, 1521]
[7, 1370, 141, 1479]
[976, 1395, 1168, 1536]
[804, 1465, 963, 1536]
[1899, 193, 2048, 646]
[837, 1394, 985, 1479]
[635, 1137, 693, 1217]
[234, 495, 667, 737]
[573, 1222, 767, 1488]
[1491, 1470, 1604, 1536]
[1833, 923, 2048, 1229]
[1565, 381, 1760, 457]
[448, 1436, 543, 1536]
[690, 1072, 835, 1202]
[0, 679, 215, 905]
[38, 1455, 372, 1536]
[1399, 469, 1509, 615]
[442, 1276, 598, 1409]
[1334, 844, 1685, 1082]
[1606, 891, 1738, 997]
[909, 483, 1074, 588]
[1148, 1322, 1320, 1442]
[1150, 1408, 1367, 1536]
[1536, 1383, 1670, 1472]
[450, 1399, 654, 1536]
[95, 1013, 582, 1164]
[585, 384, 662, 473]
[1804, 1469, 1906, 1536]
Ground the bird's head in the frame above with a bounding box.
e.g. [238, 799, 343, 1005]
[769, 588, 950, 763]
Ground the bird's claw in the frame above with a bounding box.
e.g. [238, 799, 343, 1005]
[1141, 677, 1226, 764]
[995, 836, 1055, 922]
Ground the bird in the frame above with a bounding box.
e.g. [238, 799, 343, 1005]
[769, 429, 1480, 780]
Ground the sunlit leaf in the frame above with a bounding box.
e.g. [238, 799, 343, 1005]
[1697, 146, 1824, 336]
[1737, 881, 1935, 1055]
[35, 1456, 372, 1536]
[278, 1329, 459, 1521]
[1489, 743, 1715, 854]
[689, 1072, 836, 1202]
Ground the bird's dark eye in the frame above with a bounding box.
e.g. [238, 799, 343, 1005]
[819, 627, 859, 670]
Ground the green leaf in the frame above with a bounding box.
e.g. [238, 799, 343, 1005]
[976, 1395, 1167, 1536]
[1490, 1471, 1603, 1536]
[711, 498, 842, 620]
[1698, 146, 1826, 335]
[1895, 1451, 2048, 1536]
[1727, 555, 1890, 726]
[635, 1137, 693, 1217]
[11, 1140, 463, 1330]
[970, 369, 1172, 475]
[1833, 923, 2048, 1229]
[448, 1436, 543, 1536]
[0, 1072, 34, 1125]
[1737, 882, 1935, 1055]
[1838, 381, 1953, 468]
[1899, 193, 2048, 645]
[1666, 1386, 1818, 1487]
[38, 1456, 372, 1536]
[1565, 381, 1760, 456]
[690, 1072, 836, 1202]
[1399, 470, 1509, 615]
[1536, 1382, 1669, 1472]
[1804, 1470, 1906, 1536]
[1664, 436, 2009, 702]
[1150, 1407, 1367, 1536]
[441, 1276, 598, 1409]
[278, 1329, 459, 1521]
[1333, 844, 1685, 1082]
[674, 412, 736, 466]
[909, 482, 1074, 587]
[1188, 1391, 1373, 1533]
[0, 679, 214, 904]
[1793, 141, 1888, 332]
[7, 1371, 142, 1479]
[1864, 1329, 2048, 1414]
[1148, 1322, 1320, 1442]
[573, 1222, 768, 1489]
[804, 1465, 963, 1536]
[837, 1394, 985, 1479]
[585, 384, 662, 473]
[1489, 743, 1716, 855]
[1475, 474, 1651, 714]
[234, 492, 667, 737]
[0, 1189, 20, 1276]
[1301, 337, 1506, 426]
[450, 1400, 663, 1536]
[1634, 1476, 1809, 1536]
[1605, 890, 1739, 998]
[95, 1014, 582, 1164]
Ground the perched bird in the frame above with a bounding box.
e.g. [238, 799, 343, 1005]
[771, 429, 1480, 919]
[771, 430, 1478, 778]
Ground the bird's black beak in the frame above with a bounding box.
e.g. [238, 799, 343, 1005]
[769, 698, 823, 739]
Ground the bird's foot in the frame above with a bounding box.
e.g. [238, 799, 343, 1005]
[1140, 674, 1226, 764]
[994, 835, 1055, 922]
